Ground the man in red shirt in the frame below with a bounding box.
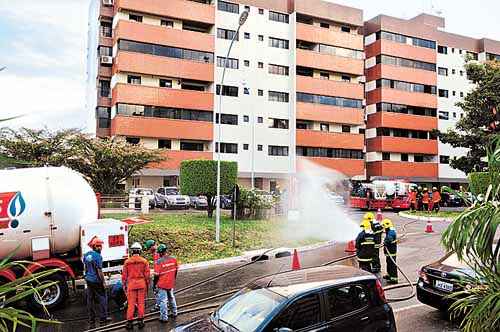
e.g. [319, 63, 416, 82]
[155, 244, 178, 323]
[431, 187, 442, 212]
[122, 242, 150, 330]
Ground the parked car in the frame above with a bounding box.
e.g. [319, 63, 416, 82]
[129, 188, 155, 209]
[442, 193, 464, 207]
[171, 265, 396, 332]
[190, 195, 208, 210]
[155, 187, 190, 209]
[212, 195, 233, 210]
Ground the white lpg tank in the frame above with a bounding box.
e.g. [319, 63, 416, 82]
[0, 167, 98, 259]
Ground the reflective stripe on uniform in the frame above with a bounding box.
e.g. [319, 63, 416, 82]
[361, 241, 375, 245]
[357, 258, 372, 262]
[375, 244, 383, 248]
[386, 253, 397, 257]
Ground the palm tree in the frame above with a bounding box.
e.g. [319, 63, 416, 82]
[441, 135, 500, 331]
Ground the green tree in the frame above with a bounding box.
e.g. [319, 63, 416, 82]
[180, 160, 238, 218]
[438, 60, 500, 174]
[441, 136, 500, 331]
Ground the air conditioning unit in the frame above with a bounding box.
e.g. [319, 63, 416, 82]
[100, 55, 113, 65]
[102, 0, 113, 6]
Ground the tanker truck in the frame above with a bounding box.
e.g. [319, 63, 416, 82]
[0, 167, 137, 311]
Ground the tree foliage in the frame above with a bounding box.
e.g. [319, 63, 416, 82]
[179, 160, 238, 217]
[438, 60, 500, 174]
[0, 127, 164, 194]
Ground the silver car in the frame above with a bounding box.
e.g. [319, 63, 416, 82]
[155, 187, 190, 209]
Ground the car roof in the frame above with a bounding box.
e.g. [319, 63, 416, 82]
[249, 266, 375, 298]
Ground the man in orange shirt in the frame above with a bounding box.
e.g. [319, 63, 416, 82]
[155, 244, 178, 323]
[409, 188, 417, 211]
[123, 242, 150, 330]
[422, 188, 430, 212]
[432, 187, 441, 212]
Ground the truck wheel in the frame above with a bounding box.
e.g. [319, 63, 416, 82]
[28, 273, 68, 312]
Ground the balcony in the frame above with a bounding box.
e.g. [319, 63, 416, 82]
[99, 36, 113, 47]
[298, 157, 365, 178]
[148, 150, 212, 171]
[296, 23, 363, 50]
[366, 137, 438, 154]
[365, 40, 436, 64]
[98, 65, 112, 77]
[114, 20, 214, 53]
[114, 52, 214, 82]
[367, 112, 437, 131]
[366, 64, 437, 86]
[296, 76, 364, 100]
[296, 102, 364, 125]
[296, 49, 364, 76]
[367, 88, 437, 109]
[99, 5, 113, 18]
[296, 130, 364, 150]
[112, 83, 213, 111]
[115, 0, 214, 24]
[97, 96, 112, 107]
[111, 115, 213, 140]
[367, 161, 438, 179]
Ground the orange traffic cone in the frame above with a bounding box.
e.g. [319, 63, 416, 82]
[376, 208, 383, 222]
[291, 249, 301, 270]
[425, 219, 434, 233]
[345, 240, 356, 253]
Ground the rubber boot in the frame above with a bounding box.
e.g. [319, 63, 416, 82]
[125, 320, 134, 330]
[138, 319, 145, 329]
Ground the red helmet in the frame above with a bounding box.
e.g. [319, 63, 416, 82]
[88, 236, 104, 248]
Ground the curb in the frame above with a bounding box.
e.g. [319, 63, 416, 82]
[398, 211, 454, 222]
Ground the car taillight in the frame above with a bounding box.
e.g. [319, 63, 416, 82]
[419, 269, 429, 283]
[375, 279, 387, 303]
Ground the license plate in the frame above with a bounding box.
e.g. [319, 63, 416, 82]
[435, 280, 453, 292]
[108, 234, 125, 248]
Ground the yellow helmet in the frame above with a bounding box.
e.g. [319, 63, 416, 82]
[382, 218, 393, 229]
[360, 219, 371, 230]
[363, 212, 375, 221]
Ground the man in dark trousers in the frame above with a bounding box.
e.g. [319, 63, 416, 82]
[382, 218, 398, 284]
[355, 219, 375, 272]
[364, 212, 383, 273]
[83, 236, 111, 327]
[155, 244, 179, 323]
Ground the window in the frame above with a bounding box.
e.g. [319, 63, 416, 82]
[451, 48, 455, 53]
[257, 116, 263, 123]
[244, 87, 250, 94]
[460, 92, 464, 97]
[99, 80, 110, 97]
[326, 285, 368, 318]
[268, 145, 289, 156]
[320, 123, 329, 132]
[216, 84, 238, 97]
[439, 89, 449, 98]
[296, 147, 363, 159]
[258, 62, 264, 68]
[258, 89, 263, 96]
[117, 103, 212, 121]
[376, 54, 436, 72]
[401, 153, 409, 162]
[243, 144, 249, 150]
[216, 142, 238, 154]
[376, 103, 436, 117]
[341, 26, 351, 33]
[438, 67, 448, 76]
[159, 79, 172, 88]
[258, 8, 264, 15]
[376, 79, 436, 94]
[126, 137, 140, 145]
[318, 44, 363, 59]
[158, 139, 171, 149]
[452, 91, 456, 96]
[320, 72, 330, 80]
[118, 40, 214, 63]
[218, 0, 239, 14]
[459, 49, 463, 54]
[382, 152, 390, 161]
[257, 144, 263, 151]
[438, 111, 449, 120]
[217, 56, 239, 69]
[127, 75, 141, 84]
[181, 142, 204, 151]
[269, 11, 289, 23]
[296, 122, 308, 129]
[244, 32, 250, 39]
[296, 92, 363, 109]
[460, 70, 464, 76]
[440, 155, 450, 164]
[161, 19, 174, 28]
[359, 128, 365, 134]
[271, 118, 289, 129]
[258, 35, 264, 41]
[452, 69, 456, 75]
[96, 107, 110, 128]
[268, 293, 321, 331]
[320, 22, 330, 28]
[216, 113, 238, 125]
[244, 60, 250, 67]
[341, 75, 351, 82]
[99, 46, 112, 56]
[342, 125, 351, 133]
[100, 21, 112, 37]
[268, 64, 289, 76]
[377, 31, 435, 49]
[217, 28, 238, 41]
[438, 45, 448, 54]
[414, 155, 424, 162]
[269, 37, 289, 49]
[296, 66, 313, 77]
[268, 91, 289, 102]
[129, 14, 143, 22]
[243, 115, 249, 122]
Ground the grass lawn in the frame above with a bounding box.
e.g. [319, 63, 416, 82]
[404, 210, 463, 218]
[103, 212, 322, 264]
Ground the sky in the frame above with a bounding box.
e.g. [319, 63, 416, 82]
[0, 0, 499, 132]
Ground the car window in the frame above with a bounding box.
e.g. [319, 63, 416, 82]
[326, 284, 368, 318]
[158, 188, 164, 194]
[266, 293, 322, 331]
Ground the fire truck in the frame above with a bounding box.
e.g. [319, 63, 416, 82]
[350, 180, 416, 210]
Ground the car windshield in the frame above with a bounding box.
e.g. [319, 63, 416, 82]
[137, 189, 153, 195]
[166, 189, 179, 195]
[214, 287, 285, 331]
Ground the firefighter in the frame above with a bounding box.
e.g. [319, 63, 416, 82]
[123, 242, 150, 330]
[155, 244, 179, 323]
[364, 212, 383, 273]
[83, 236, 110, 327]
[422, 188, 430, 212]
[355, 219, 375, 272]
[409, 188, 417, 211]
[382, 218, 398, 284]
[432, 187, 441, 212]
[417, 186, 423, 211]
[144, 239, 160, 311]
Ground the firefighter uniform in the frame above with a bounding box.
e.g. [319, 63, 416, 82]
[123, 243, 150, 330]
[355, 220, 375, 272]
[409, 189, 417, 211]
[382, 219, 398, 284]
[422, 189, 430, 211]
[370, 219, 384, 273]
[155, 244, 178, 322]
[431, 188, 441, 212]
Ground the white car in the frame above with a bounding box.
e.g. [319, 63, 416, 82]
[129, 188, 155, 208]
[155, 187, 190, 209]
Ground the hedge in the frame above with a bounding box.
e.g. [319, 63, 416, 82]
[468, 172, 490, 195]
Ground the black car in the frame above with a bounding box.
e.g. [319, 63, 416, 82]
[171, 265, 396, 332]
[417, 252, 474, 311]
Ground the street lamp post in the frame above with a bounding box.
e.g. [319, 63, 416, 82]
[215, 9, 249, 242]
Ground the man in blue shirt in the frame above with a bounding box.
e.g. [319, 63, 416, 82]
[84, 236, 110, 327]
